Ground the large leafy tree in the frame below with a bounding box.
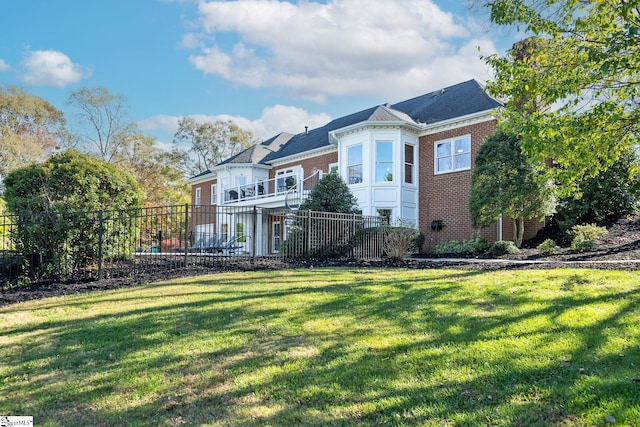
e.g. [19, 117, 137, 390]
[0, 86, 68, 178]
[118, 133, 189, 207]
[66, 86, 189, 206]
[470, 129, 555, 247]
[66, 86, 137, 163]
[173, 116, 255, 176]
[483, 0, 640, 195]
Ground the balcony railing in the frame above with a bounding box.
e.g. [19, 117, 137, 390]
[222, 172, 299, 205]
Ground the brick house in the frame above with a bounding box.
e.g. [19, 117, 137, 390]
[187, 79, 543, 254]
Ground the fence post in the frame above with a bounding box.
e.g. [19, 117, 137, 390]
[306, 210, 312, 257]
[183, 203, 189, 266]
[352, 213, 356, 259]
[97, 210, 104, 281]
[252, 206, 257, 263]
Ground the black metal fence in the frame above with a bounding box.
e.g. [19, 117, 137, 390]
[0, 204, 386, 287]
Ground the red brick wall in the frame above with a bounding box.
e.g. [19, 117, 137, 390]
[418, 119, 546, 252]
[419, 120, 498, 251]
[268, 151, 338, 179]
[191, 178, 217, 207]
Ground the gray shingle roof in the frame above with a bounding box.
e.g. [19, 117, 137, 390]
[260, 80, 501, 164]
[218, 132, 294, 166]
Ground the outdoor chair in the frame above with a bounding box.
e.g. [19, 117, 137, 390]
[189, 235, 217, 253]
[211, 236, 244, 255]
[203, 235, 225, 253]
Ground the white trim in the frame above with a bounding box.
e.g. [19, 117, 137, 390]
[194, 187, 201, 206]
[403, 142, 417, 185]
[187, 171, 216, 185]
[267, 145, 337, 167]
[420, 109, 498, 136]
[330, 121, 422, 142]
[347, 143, 364, 185]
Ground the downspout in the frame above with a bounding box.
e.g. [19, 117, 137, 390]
[497, 214, 503, 241]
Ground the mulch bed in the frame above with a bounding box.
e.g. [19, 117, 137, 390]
[3, 215, 640, 307]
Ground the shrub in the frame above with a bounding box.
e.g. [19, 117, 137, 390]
[537, 238, 560, 255]
[569, 223, 607, 252]
[571, 239, 595, 252]
[570, 224, 608, 242]
[434, 233, 490, 255]
[556, 148, 640, 230]
[3, 150, 143, 278]
[490, 240, 521, 255]
[383, 220, 420, 261]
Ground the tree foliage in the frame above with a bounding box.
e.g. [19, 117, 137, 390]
[4, 149, 143, 214]
[484, 0, 640, 195]
[65, 87, 189, 205]
[556, 148, 640, 229]
[3, 150, 144, 277]
[173, 117, 255, 176]
[470, 128, 555, 247]
[117, 133, 189, 207]
[0, 86, 68, 178]
[67, 87, 137, 163]
[299, 172, 360, 214]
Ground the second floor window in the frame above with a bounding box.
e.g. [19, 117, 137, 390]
[435, 135, 471, 174]
[347, 144, 363, 184]
[376, 141, 393, 182]
[404, 144, 415, 184]
[194, 187, 201, 206]
[210, 184, 217, 205]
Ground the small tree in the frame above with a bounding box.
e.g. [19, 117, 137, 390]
[298, 172, 359, 214]
[470, 128, 555, 247]
[3, 149, 143, 277]
[285, 172, 361, 258]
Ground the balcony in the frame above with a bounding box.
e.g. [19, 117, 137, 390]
[221, 171, 321, 208]
[222, 173, 298, 205]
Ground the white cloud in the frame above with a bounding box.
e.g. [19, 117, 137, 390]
[0, 59, 9, 71]
[139, 105, 331, 142]
[20, 50, 90, 87]
[187, 0, 498, 101]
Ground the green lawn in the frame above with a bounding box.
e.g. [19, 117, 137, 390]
[1, 268, 639, 426]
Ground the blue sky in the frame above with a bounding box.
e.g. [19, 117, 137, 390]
[0, 0, 514, 146]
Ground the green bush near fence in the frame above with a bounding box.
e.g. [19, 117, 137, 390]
[2, 150, 143, 279]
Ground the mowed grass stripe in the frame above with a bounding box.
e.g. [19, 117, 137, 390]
[0, 268, 638, 426]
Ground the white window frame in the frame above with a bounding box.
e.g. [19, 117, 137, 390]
[275, 168, 298, 193]
[375, 141, 394, 183]
[347, 144, 363, 185]
[434, 134, 471, 175]
[404, 143, 416, 184]
[210, 183, 217, 205]
[328, 162, 338, 174]
[194, 187, 201, 206]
